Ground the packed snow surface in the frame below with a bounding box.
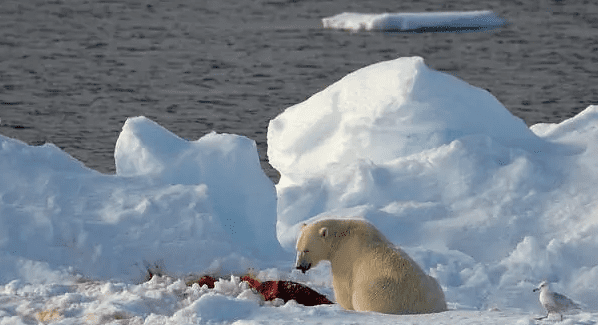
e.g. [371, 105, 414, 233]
[2, 56, 598, 324]
[322, 11, 506, 32]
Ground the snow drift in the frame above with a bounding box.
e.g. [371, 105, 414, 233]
[0, 117, 284, 283]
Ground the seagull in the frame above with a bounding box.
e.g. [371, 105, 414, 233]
[533, 281, 580, 321]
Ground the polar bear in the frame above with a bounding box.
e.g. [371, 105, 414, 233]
[295, 219, 447, 314]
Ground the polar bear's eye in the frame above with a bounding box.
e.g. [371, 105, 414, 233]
[303, 250, 309, 253]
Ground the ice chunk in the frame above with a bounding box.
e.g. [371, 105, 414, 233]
[322, 11, 506, 32]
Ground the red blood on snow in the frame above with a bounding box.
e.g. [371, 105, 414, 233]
[241, 275, 333, 306]
[190, 275, 217, 289]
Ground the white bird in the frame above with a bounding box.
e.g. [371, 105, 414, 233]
[533, 281, 580, 321]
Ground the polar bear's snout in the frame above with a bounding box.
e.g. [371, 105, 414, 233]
[296, 261, 311, 273]
[295, 251, 312, 273]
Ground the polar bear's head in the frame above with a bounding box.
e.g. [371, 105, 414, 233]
[295, 219, 362, 273]
[295, 221, 332, 273]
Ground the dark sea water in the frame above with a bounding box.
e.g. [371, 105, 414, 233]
[1, 0, 597, 181]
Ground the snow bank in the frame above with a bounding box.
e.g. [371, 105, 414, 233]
[322, 11, 505, 32]
[0, 117, 284, 283]
[269, 56, 598, 312]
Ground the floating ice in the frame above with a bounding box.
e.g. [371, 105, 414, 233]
[322, 11, 506, 32]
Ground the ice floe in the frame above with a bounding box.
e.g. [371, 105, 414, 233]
[322, 11, 506, 32]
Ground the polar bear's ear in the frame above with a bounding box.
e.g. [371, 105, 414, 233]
[319, 227, 328, 237]
[302, 223, 307, 228]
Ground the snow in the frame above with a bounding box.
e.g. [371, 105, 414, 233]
[0, 117, 284, 285]
[322, 11, 506, 32]
[1, 56, 598, 324]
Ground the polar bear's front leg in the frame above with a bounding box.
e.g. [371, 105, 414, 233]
[331, 276, 354, 311]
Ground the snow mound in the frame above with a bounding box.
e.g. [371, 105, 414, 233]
[268, 56, 543, 188]
[115, 117, 281, 255]
[0, 117, 284, 283]
[322, 11, 505, 32]
[269, 56, 598, 311]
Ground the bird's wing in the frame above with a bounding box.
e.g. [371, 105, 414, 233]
[553, 292, 580, 309]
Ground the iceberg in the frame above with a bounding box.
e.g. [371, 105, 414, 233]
[322, 11, 506, 32]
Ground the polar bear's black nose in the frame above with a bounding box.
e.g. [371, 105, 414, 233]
[296, 262, 311, 273]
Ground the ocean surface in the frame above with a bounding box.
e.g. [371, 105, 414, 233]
[1, 0, 597, 181]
